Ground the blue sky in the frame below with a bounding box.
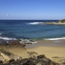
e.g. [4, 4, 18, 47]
[0, 0, 65, 20]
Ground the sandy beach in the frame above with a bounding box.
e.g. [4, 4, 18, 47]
[0, 39, 65, 65]
[27, 40, 65, 60]
[27, 46, 65, 60]
[0, 39, 65, 61]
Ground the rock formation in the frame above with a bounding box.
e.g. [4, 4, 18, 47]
[42, 19, 65, 25]
[0, 49, 61, 65]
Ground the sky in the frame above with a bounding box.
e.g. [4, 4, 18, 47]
[0, 0, 65, 20]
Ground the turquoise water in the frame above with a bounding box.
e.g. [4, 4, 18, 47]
[0, 20, 65, 40]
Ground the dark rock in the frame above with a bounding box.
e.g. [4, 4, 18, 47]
[62, 62, 65, 65]
[0, 39, 7, 45]
[9, 59, 15, 64]
[37, 55, 45, 59]
[36, 55, 60, 65]
[0, 60, 3, 65]
[0, 51, 60, 65]
[23, 60, 35, 65]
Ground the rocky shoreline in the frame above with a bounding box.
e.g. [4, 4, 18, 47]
[0, 36, 65, 65]
[40, 19, 65, 25]
[0, 40, 65, 65]
[0, 49, 60, 65]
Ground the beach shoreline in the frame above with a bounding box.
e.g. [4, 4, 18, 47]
[0, 39, 65, 64]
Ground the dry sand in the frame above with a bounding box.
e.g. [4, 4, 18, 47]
[27, 46, 65, 60]
[27, 39, 65, 60]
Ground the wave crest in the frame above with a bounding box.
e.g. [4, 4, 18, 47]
[0, 36, 17, 40]
[27, 22, 42, 25]
[44, 37, 65, 40]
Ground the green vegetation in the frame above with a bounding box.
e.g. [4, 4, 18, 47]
[59, 19, 65, 23]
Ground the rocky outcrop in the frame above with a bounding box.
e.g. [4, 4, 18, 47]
[7, 55, 60, 65]
[42, 19, 65, 25]
[0, 50, 60, 65]
[59, 19, 65, 23]
[0, 40, 26, 48]
[0, 49, 65, 65]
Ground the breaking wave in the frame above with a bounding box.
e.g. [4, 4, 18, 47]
[27, 22, 42, 25]
[0, 32, 17, 40]
[0, 36, 17, 40]
[44, 37, 65, 40]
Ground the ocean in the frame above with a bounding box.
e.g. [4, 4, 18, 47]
[0, 20, 65, 40]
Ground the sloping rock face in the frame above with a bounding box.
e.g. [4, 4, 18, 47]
[0, 54, 60, 65]
[9, 56, 60, 65]
[0, 49, 62, 65]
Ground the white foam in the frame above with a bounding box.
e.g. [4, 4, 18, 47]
[0, 36, 17, 40]
[44, 37, 65, 40]
[27, 22, 42, 25]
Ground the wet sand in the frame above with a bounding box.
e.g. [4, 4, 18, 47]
[26, 39, 65, 48]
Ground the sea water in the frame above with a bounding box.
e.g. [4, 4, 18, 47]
[0, 20, 65, 40]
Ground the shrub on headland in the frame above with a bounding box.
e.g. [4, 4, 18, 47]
[59, 19, 65, 23]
